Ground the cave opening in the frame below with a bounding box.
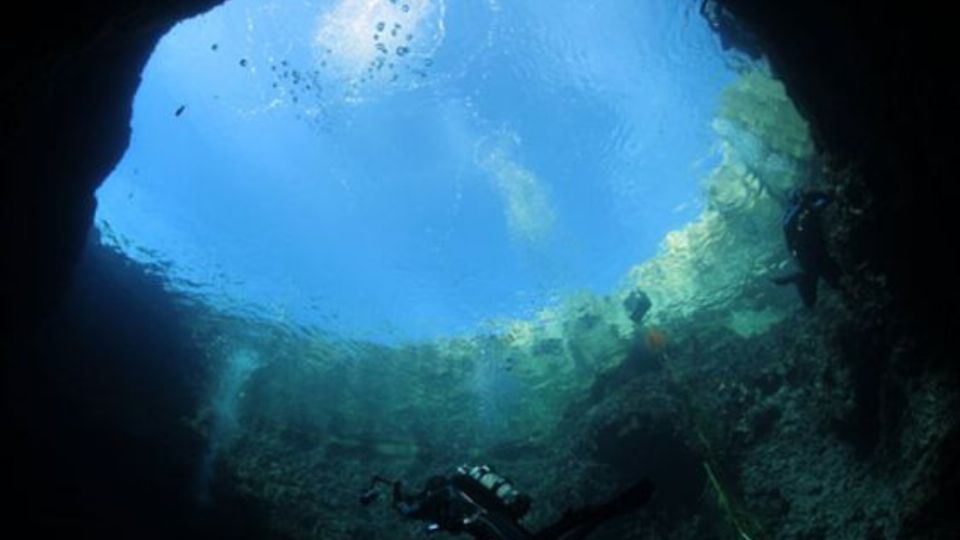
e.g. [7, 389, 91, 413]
[94, 0, 740, 343]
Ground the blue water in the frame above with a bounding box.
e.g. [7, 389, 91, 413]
[96, 0, 734, 342]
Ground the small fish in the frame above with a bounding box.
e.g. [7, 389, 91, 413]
[174, 105, 186, 116]
[211, 43, 218, 51]
[239, 58, 248, 67]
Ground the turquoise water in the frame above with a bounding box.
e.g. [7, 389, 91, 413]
[95, 0, 735, 342]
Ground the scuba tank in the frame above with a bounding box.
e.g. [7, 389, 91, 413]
[457, 465, 531, 519]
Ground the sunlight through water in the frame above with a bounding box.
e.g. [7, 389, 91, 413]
[95, 0, 736, 343]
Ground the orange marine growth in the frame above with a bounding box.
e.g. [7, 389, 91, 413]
[645, 328, 667, 354]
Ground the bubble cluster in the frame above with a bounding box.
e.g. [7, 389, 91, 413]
[313, 0, 445, 98]
[267, 61, 325, 103]
[215, 1, 447, 128]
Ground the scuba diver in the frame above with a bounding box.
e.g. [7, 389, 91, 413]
[771, 189, 842, 307]
[360, 464, 654, 540]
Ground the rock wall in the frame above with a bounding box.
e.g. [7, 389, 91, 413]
[2, 0, 224, 330]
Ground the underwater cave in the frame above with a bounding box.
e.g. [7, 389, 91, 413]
[2, 1, 957, 539]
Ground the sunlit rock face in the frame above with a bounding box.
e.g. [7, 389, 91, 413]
[625, 69, 812, 327]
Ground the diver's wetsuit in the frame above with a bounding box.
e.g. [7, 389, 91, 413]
[382, 472, 654, 540]
[773, 190, 841, 307]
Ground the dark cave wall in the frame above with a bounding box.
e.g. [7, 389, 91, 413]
[705, 3, 958, 536]
[2, 0, 225, 331]
[3, 234, 271, 538]
[0, 2, 251, 537]
[709, 0, 957, 339]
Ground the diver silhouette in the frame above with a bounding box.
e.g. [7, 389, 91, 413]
[771, 189, 842, 307]
[360, 464, 654, 540]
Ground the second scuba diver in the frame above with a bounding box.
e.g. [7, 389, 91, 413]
[772, 189, 842, 307]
